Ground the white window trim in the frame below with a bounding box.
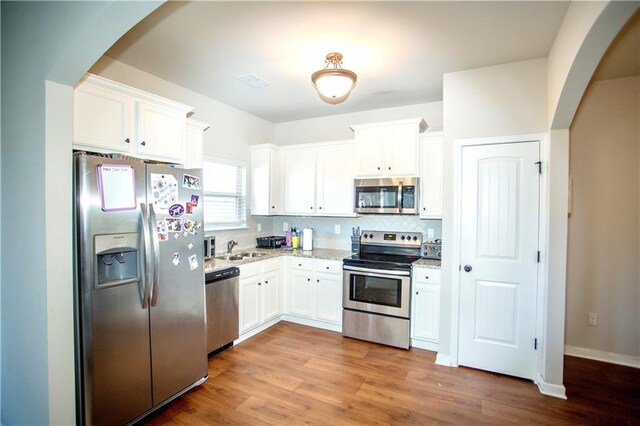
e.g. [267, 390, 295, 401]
[202, 156, 248, 231]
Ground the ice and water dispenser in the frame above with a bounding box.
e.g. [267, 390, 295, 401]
[95, 233, 140, 287]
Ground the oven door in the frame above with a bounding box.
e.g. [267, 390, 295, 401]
[343, 265, 411, 318]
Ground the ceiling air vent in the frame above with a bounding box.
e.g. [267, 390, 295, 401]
[238, 74, 270, 88]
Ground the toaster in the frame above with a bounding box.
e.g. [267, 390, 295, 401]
[421, 239, 442, 259]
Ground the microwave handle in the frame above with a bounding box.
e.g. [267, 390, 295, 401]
[398, 181, 403, 213]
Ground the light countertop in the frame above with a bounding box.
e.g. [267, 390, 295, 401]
[205, 247, 441, 273]
[412, 258, 442, 269]
[204, 247, 353, 273]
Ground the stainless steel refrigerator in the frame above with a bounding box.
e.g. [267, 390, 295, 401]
[74, 152, 207, 425]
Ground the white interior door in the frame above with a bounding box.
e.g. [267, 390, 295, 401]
[458, 141, 539, 380]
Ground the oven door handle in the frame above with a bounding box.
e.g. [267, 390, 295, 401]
[343, 265, 411, 277]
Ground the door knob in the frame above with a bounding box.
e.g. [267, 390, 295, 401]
[463, 265, 472, 272]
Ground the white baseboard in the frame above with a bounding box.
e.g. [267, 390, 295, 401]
[411, 338, 439, 352]
[281, 314, 342, 333]
[564, 345, 640, 368]
[235, 316, 282, 344]
[535, 374, 567, 399]
[435, 353, 455, 367]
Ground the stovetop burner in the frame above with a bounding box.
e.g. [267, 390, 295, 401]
[344, 230, 423, 271]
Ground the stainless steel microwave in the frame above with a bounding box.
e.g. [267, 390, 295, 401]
[354, 177, 419, 215]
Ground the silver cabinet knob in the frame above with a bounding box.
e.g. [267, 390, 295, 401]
[463, 265, 472, 272]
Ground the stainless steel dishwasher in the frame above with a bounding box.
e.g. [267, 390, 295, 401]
[205, 267, 240, 354]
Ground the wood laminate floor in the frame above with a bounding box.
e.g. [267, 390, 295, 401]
[142, 321, 640, 425]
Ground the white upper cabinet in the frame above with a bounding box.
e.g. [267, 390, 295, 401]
[277, 141, 355, 217]
[250, 144, 280, 215]
[183, 119, 209, 169]
[73, 74, 193, 163]
[419, 132, 443, 219]
[282, 147, 317, 215]
[316, 144, 355, 216]
[351, 118, 427, 178]
[74, 82, 134, 152]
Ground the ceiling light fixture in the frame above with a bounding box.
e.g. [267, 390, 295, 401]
[311, 52, 357, 105]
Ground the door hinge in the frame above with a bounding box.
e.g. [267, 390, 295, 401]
[534, 161, 542, 174]
[537, 251, 541, 263]
[534, 338, 538, 350]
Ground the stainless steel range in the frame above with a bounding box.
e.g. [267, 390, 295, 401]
[342, 230, 422, 349]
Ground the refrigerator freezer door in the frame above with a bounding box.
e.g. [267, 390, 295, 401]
[146, 165, 207, 405]
[75, 154, 152, 425]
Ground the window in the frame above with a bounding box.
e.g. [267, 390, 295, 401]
[202, 159, 247, 230]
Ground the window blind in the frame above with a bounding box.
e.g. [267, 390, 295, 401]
[202, 160, 247, 230]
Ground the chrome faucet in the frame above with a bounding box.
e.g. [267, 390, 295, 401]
[227, 240, 238, 254]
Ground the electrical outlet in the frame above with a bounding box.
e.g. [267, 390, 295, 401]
[335, 224, 341, 234]
[283, 222, 289, 232]
[588, 312, 598, 327]
[257, 223, 262, 232]
[427, 228, 435, 239]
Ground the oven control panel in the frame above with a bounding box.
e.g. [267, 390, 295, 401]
[361, 230, 422, 247]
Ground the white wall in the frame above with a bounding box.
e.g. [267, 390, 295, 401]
[567, 76, 640, 358]
[1, 2, 162, 424]
[273, 102, 443, 145]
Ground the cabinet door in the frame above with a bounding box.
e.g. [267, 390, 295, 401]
[251, 147, 280, 215]
[239, 278, 260, 333]
[412, 283, 440, 342]
[183, 120, 206, 169]
[74, 83, 133, 153]
[383, 123, 419, 177]
[316, 144, 355, 216]
[289, 270, 313, 318]
[354, 127, 384, 177]
[282, 149, 316, 215]
[261, 271, 280, 322]
[136, 101, 185, 163]
[315, 272, 342, 324]
[420, 134, 443, 218]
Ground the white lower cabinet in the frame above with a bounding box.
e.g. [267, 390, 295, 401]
[286, 258, 343, 327]
[411, 268, 441, 350]
[239, 259, 281, 335]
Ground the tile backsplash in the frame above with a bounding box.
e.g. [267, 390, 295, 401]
[207, 215, 441, 253]
[271, 215, 442, 250]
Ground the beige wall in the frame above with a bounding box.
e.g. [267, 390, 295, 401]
[567, 76, 640, 358]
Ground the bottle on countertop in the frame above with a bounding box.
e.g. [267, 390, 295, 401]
[291, 228, 299, 248]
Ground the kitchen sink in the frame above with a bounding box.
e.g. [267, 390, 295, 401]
[240, 252, 265, 258]
[216, 252, 265, 261]
[217, 254, 245, 261]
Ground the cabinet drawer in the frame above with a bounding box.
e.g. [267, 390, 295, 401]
[290, 257, 314, 271]
[315, 259, 342, 275]
[413, 268, 441, 284]
[239, 262, 261, 278]
[261, 258, 280, 273]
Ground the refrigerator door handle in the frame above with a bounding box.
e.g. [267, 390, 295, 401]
[140, 202, 152, 309]
[149, 203, 161, 307]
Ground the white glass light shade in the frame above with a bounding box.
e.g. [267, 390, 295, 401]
[311, 69, 357, 105]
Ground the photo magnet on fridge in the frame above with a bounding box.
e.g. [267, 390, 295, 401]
[190, 194, 199, 206]
[151, 174, 178, 210]
[185, 202, 194, 214]
[165, 217, 183, 232]
[182, 174, 201, 190]
[156, 220, 168, 241]
[172, 251, 180, 266]
[188, 254, 199, 270]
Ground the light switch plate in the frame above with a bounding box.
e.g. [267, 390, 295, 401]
[335, 224, 341, 234]
[427, 228, 435, 239]
[257, 223, 262, 232]
[283, 222, 289, 232]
